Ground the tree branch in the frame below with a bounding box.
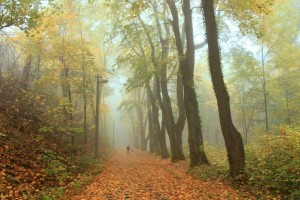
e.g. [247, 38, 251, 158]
[194, 40, 207, 50]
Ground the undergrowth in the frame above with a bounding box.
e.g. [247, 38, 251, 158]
[187, 144, 228, 181]
[245, 128, 300, 199]
[188, 127, 300, 199]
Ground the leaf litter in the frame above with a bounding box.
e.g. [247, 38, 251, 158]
[73, 150, 253, 200]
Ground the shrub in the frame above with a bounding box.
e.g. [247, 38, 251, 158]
[77, 155, 97, 170]
[40, 187, 64, 200]
[0, 76, 45, 132]
[187, 144, 229, 181]
[186, 131, 300, 199]
[245, 128, 300, 198]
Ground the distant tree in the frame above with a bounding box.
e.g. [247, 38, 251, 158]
[108, 0, 169, 158]
[259, 0, 300, 128]
[227, 0, 300, 130]
[229, 48, 261, 143]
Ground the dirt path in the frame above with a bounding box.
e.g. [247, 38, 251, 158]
[73, 150, 248, 200]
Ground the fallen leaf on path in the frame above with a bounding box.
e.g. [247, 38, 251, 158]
[72, 150, 253, 200]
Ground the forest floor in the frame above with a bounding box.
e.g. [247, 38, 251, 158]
[0, 112, 107, 199]
[72, 150, 253, 200]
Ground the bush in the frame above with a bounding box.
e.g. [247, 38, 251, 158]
[187, 131, 300, 199]
[42, 149, 72, 184]
[77, 155, 98, 170]
[0, 76, 45, 132]
[187, 144, 229, 181]
[41, 187, 64, 200]
[245, 128, 300, 198]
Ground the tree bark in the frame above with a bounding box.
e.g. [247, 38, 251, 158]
[202, 0, 245, 176]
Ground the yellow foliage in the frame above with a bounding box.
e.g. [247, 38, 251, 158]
[278, 124, 288, 136]
[100, 104, 109, 114]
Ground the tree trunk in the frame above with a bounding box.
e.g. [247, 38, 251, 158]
[141, 112, 148, 150]
[160, 115, 170, 158]
[148, 98, 155, 153]
[140, 114, 147, 150]
[66, 68, 74, 146]
[0, 66, 2, 80]
[184, 0, 209, 167]
[0, 47, 2, 79]
[83, 95, 88, 144]
[152, 2, 185, 161]
[90, 95, 96, 124]
[146, 82, 161, 155]
[175, 65, 186, 160]
[167, 0, 209, 166]
[95, 76, 100, 158]
[60, 26, 74, 146]
[80, 22, 88, 144]
[202, 0, 245, 176]
[241, 80, 247, 143]
[282, 76, 291, 125]
[21, 55, 32, 88]
[261, 42, 269, 133]
[137, 88, 146, 150]
[152, 79, 162, 155]
[36, 54, 41, 80]
[184, 82, 209, 166]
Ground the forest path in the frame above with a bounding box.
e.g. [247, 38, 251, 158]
[72, 150, 246, 200]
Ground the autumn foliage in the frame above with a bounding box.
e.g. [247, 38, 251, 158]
[0, 0, 299, 199]
[245, 129, 300, 198]
[0, 76, 45, 133]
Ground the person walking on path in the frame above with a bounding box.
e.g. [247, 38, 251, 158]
[126, 145, 130, 154]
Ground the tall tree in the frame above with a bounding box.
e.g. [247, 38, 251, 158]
[151, 1, 186, 161]
[202, 0, 245, 176]
[261, 41, 269, 133]
[167, 0, 209, 166]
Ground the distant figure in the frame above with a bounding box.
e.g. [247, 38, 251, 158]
[126, 145, 130, 154]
